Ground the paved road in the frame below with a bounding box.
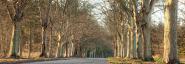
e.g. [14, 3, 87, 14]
[25, 58, 109, 64]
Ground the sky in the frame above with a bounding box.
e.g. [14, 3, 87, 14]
[152, 0, 185, 25]
[88, 0, 109, 26]
[87, 0, 185, 26]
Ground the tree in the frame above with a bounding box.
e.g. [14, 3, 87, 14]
[140, 0, 157, 61]
[39, 0, 52, 57]
[5, 0, 29, 58]
[163, 0, 179, 63]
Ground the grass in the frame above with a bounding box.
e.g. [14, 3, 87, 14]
[0, 52, 66, 63]
[107, 55, 185, 64]
[107, 57, 144, 64]
[153, 54, 163, 64]
[0, 59, 17, 62]
[106, 55, 164, 64]
[106, 57, 124, 64]
[0, 52, 41, 62]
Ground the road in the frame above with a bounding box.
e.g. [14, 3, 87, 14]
[25, 58, 109, 64]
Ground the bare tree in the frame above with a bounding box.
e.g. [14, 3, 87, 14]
[163, 0, 179, 63]
[5, 0, 29, 58]
[39, 0, 52, 57]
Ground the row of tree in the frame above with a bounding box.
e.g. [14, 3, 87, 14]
[105, 0, 179, 63]
[0, 0, 112, 58]
[0, 0, 184, 64]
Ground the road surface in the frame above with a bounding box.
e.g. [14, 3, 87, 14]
[26, 58, 109, 64]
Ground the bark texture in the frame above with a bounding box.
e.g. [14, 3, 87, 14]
[163, 0, 179, 63]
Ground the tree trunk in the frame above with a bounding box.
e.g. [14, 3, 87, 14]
[40, 27, 47, 57]
[116, 35, 120, 57]
[8, 26, 14, 58]
[163, 0, 179, 63]
[141, 0, 157, 61]
[143, 25, 153, 61]
[113, 39, 117, 57]
[123, 42, 127, 58]
[130, 29, 134, 58]
[47, 27, 53, 58]
[132, 1, 138, 59]
[143, 27, 153, 61]
[137, 30, 143, 59]
[28, 22, 32, 58]
[55, 33, 61, 58]
[133, 27, 138, 59]
[8, 22, 21, 58]
[70, 42, 74, 57]
[0, 22, 2, 57]
[65, 43, 68, 57]
[142, 3, 153, 61]
[63, 45, 67, 57]
[121, 32, 126, 58]
[19, 33, 22, 58]
[120, 43, 123, 58]
[126, 30, 131, 58]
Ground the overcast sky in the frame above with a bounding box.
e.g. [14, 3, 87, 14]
[87, 0, 185, 26]
[88, 0, 107, 26]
